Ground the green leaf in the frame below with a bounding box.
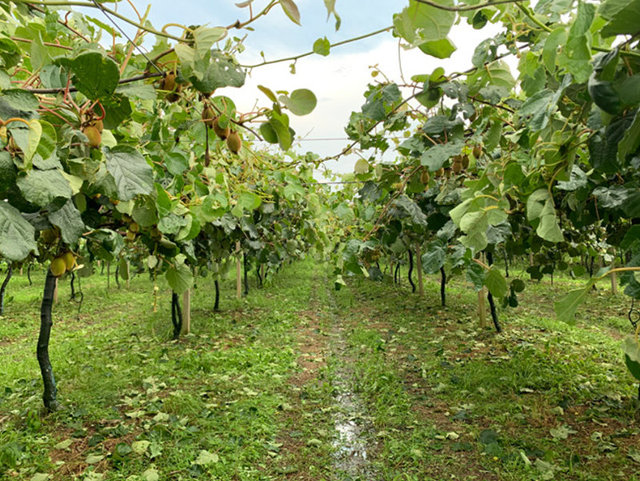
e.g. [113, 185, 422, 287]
[280, 0, 301, 25]
[141, 468, 159, 481]
[393, 0, 455, 46]
[166, 263, 193, 295]
[17, 169, 72, 207]
[526, 189, 564, 243]
[0, 202, 37, 261]
[237, 192, 262, 211]
[313, 37, 331, 56]
[618, 109, 640, 162]
[193, 26, 227, 56]
[70, 52, 120, 100]
[354, 158, 369, 174]
[485, 267, 508, 298]
[421, 244, 446, 274]
[48, 200, 85, 246]
[557, 2, 594, 83]
[165, 150, 190, 176]
[260, 122, 279, 144]
[257, 85, 278, 103]
[189, 51, 246, 94]
[195, 449, 219, 465]
[280, 89, 317, 116]
[419, 37, 456, 59]
[623, 337, 640, 381]
[600, 0, 640, 36]
[105, 146, 154, 201]
[554, 286, 591, 323]
[0, 89, 39, 121]
[420, 141, 464, 171]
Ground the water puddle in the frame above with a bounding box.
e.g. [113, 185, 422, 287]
[330, 325, 375, 480]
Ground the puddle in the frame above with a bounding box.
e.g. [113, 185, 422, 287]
[330, 324, 375, 480]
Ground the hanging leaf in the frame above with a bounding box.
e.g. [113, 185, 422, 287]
[105, 146, 154, 201]
[280, 0, 301, 25]
[70, 52, 120, 100]
[0, 202, 37, 261]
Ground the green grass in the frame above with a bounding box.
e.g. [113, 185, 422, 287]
[1, 262, 639, 480]
[0, 261, 336, 481]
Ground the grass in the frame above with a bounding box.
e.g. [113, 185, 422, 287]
[1, 261, 639, 480]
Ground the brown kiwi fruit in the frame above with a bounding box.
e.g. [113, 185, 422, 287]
[462, 154, 470, 169]
[452, 157, 463, 174]
[420, 170, 430, 184]
[213, 117, 230, 140]
[435, 168, 444, 178]
[226, 131, 242, 154]
[161, 72, 176, 92]
[83, 125, 102, 148]
[473, 144, 482, 158]
[61, 252, 75, 271]
[128, 222, 140, 234]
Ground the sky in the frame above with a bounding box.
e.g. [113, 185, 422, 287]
[94, 1, 504, 174]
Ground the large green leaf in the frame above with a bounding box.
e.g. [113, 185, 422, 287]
[17, 169, 72, 207]
[623, 337, 640, 381]
[419, 38, 456, 59]
[166, 262, 194, 295]
[393, 0, 455, 46]
[105, 146, 154, 201]
[600, 0, 640, 36]
[420, 141, 464, 171]
[280, 89, 317, 116]
[0, 202, 37, 261]
[421, 244, 446, 274]
[554, 285, 592, 323]
[485, 267, 508, 298]
[70, 52, 120, 100]
[48, 199, 85, 246]
[189, 51, 246, 94]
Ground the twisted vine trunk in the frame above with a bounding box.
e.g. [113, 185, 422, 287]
[256, 264, 263, 288]
[38, 269, 60, 411]
[70, 271, 76, 300]
[27, 263, 33, 286]
[394, 263, 400, 285]
[486, 252, 502, 333]
[0, 264, 12, 316]
[171, 292, 182, 340]
[440, 266, 446, 307]
[408, 250, 416, 293]
[214, 279, 220, 311]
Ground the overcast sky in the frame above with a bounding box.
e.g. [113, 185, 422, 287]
[96, 1, 504, 174]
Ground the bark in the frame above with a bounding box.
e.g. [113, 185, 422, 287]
[243, 253, 249, 296]
[408, 250, 416, 293]
[38, 269, 60, 411]
[171, 292, 182, 340]
[486, 252, 502, 333]
[0, 264, 12, 316]
[440, 266, 446, 307]
[214, 279, 220, 311]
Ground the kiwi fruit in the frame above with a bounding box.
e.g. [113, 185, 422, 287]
[160, 72, 176, 92]
[83, 125, 102, 148]
[61, 252, 75, 271]
[473, 144, 482, 158]
[452, 157, 463, 174]
[420, 170, 430, 184]
[50, 257, 66, 277]
[128, 222, 140, 234]
[92, 119, 104, 133]
[201, 106, 215, 129]
[213, 117, 230, 140]
[41, 228, 58, 245]
[126, 231, 136, 241]
[462, 155, 470, 169]
[435, 168, 444, 178]
[226, 131, 242, 154]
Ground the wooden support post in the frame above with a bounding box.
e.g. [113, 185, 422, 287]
[416, 244, 424, 296]
[478, 287, 486, 329]
[53, 278, 59, 304]
[611, 266, 618, 295]
[126, 260, 130, 289]
[182, 289, 191, 335]
[236, 241, 242, 300]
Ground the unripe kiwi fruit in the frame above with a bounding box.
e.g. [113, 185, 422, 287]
[226, 131, 242, 154]
[92, 119, 104, 133]
[128, 222, 140, 233]
[201, 106, 215, 128]
[420, 170, 430, 184]
[126, 231, 136, 241]
[213, 117, 230, 140]
[83, 125, 102, 148]
[50, 257, 66, 277]
[61, 252, 75, 271]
